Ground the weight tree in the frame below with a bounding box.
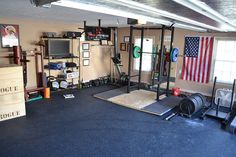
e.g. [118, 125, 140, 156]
[127, 25, 175, 101]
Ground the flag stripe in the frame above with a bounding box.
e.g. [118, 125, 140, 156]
[202, 37, 206, 82]
[201, 37, 206, 83]
[182, 36, 214, 83]
[198, 37, 204, 83]
[202, 37, 208, 83]
[182, 57, 187, 80]
[192, 58, 195, 81]
[206, 38, 214, 83]
[195, 42, 201, 82]
[181, 58, 185, 80]
[186, 57, 190, 80]
[204, 37, 210, 83]
[189, 57, 193, 81]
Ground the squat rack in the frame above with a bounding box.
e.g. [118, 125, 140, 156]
[127, 25, 175, 101]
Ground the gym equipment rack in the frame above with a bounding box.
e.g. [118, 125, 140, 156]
[127, 25, 175, 101]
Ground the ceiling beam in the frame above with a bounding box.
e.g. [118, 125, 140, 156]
[172, 0, 236, 31]
[52, 0, 208, 32]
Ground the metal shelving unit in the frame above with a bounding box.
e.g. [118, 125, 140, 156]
[42, 37, 81, 90]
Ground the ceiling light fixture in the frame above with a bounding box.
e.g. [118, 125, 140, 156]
[172, 0, 236, 31]
[137, 19, 147, 25]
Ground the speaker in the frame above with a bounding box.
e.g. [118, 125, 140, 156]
[43, 32, 56, 38]
[66, 32, 82, 38]
[127, 18, 138, 25]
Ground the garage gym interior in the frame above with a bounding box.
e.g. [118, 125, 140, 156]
[1, 0, 236, 156]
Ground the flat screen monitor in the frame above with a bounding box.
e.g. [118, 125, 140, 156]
[46, 39, 71, 58]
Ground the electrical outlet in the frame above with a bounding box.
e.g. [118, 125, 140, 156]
[179, 70, 182, 74]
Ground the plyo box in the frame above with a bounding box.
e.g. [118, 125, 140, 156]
[0, 65, 26, 121]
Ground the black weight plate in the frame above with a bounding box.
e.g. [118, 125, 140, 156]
[191, 93, 207, 107]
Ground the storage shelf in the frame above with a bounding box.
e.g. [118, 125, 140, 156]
[42, 37, 81, 91]
[44, 66, 79, 70]
[50, 85, 79, 93]
[42, 37, 80, 39]
[57, 77, 80, 80]
[44, 56, 79, 59]
[66, 66, 80, 68]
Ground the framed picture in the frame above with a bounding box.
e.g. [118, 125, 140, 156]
[82, 51, 90, 58]
[101, 40, 108, 45]
[83, 59, 90, 66]
[120, 43, 126, 51]
[82, 43, 90, 50]
[0, 24, 20, 48]
[124, 36, 130, 43]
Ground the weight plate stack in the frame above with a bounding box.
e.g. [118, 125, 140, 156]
[179, 93, 206, 117]
[191, 93, 207, 107]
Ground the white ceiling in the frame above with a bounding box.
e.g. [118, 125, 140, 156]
[0, 0, 128, 27]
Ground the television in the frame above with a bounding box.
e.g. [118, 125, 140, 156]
[45, 39, 71, 58]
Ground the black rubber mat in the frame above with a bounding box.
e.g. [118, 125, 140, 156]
[142, 96, 182, 116]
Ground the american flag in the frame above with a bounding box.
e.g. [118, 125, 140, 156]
[182, 36, 214, 83]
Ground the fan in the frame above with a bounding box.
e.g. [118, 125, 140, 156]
[215, 88, 235, 108]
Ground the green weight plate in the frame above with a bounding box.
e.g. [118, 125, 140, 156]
[133, 46, 141, 58]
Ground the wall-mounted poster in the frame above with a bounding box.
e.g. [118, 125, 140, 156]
[85, 26, 111, 41]
[83, 59, 90, 66]
[0, 24, 20, 48]
[124, 36, 130, 43]
[82, 43, 90, 50]
[82, 51, 90, 58]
